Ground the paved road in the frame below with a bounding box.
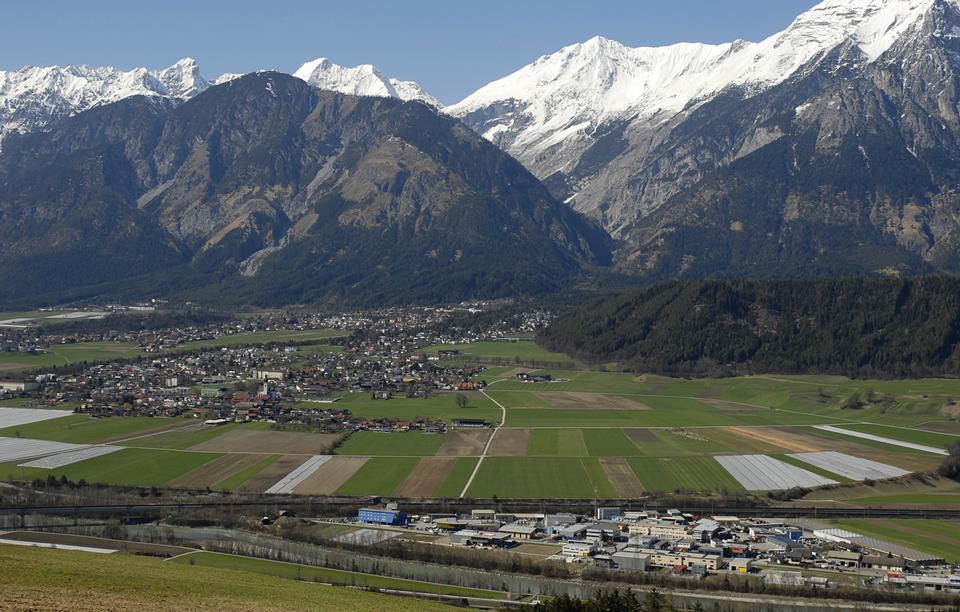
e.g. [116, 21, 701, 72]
[459, 379, 509, 498]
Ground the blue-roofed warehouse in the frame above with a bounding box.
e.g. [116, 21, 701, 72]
[358, 507, 408, 526]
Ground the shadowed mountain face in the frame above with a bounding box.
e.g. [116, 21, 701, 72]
[0, 73, 611, 307]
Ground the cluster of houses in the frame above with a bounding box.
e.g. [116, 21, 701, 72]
[354, 506, 956, 592]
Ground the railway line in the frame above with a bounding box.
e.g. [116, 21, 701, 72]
[2, 499, 959, 520]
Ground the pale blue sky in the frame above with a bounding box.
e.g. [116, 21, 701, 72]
[3, 0, 819, 103]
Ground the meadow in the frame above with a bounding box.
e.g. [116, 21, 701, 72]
[0, 341, 145, 373]
[0, 545, 456, 611]
[175, 328, 347, 350]
[317, 392, 501, 425]
[173, 551, 508, 599]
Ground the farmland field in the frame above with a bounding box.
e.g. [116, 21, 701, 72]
[833, 423, 958, 450]
[828, 519, 960, 564]
[434, 458, 479, 497]
[466, 457, 604, 498]
[0, 341, 145, 372]
[4, 364, 960, 500]
[174, 328, 347, 350]
[213, 454, 280, 490]
[0, 448, 222, 487]
[336, 432, 447, 457]
[321, 393, 501, 425]
[528, 429, 588, 456]
[0, 415, 190, 444]
[336, 457, 421, 496]
[0, 545, 456, 611]
[119, 423, 239, 450]
[627, 457, 745, 493]
[582, 429, 641, 457]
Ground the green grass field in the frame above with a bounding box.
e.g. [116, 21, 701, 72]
[174, 551, 507, 599]
[527, 429, 588, 456]
[0, 448, 222, 487]
[582, 429, 642, 457]
[0, 545, 455, 611]
[0, 341, 145, 373]
[0, 415, 188, 444]
[434, 458, 480, 497]
[466, 457, 604, 498]
[627, 457, 745, 493]
[581, 457, 620, 498]
[119, 423, 239, 450]
[829, 519, 960, 563]
[335, 432, 446, 457]
[336, 457, 421, 496]
[175, 328, 347, 350]
[422, 340, 572, 363]
[318, 393, 501, 425]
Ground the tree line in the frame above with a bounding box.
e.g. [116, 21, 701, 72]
[539, 277, 960, 378]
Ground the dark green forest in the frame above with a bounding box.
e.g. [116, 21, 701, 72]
[538, 278, 960, 378]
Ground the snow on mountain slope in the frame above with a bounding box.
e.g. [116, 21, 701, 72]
[294, 58, 440, 107]
[446, 0, 952, 174]
[0, 58, 210, 143]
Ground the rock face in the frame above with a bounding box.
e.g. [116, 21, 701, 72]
[0, 73, 610, 307]
[448, 0, 960, 279]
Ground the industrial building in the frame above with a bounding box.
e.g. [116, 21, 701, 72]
[358, 506, 407, 526]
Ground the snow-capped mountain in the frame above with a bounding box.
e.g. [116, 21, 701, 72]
[0, 58, 210, 144]
[294, 58, 440, 107]
[446, 0, 959, 232]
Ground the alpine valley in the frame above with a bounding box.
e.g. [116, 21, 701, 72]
[4, 0, 960, 307]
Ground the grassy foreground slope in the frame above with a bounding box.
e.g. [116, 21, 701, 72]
[0, 545, 455, 611]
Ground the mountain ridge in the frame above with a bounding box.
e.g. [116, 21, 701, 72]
[0, 72, 610, 308]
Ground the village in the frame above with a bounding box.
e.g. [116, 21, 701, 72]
[0, 303, 545, 433]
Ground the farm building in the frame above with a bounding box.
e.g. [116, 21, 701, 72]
[0, 381, 39, 392]
[358, 507, 408, 526]
[452, 418, 489, 428]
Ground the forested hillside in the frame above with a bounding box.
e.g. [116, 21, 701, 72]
[539, 278, 960, 377]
